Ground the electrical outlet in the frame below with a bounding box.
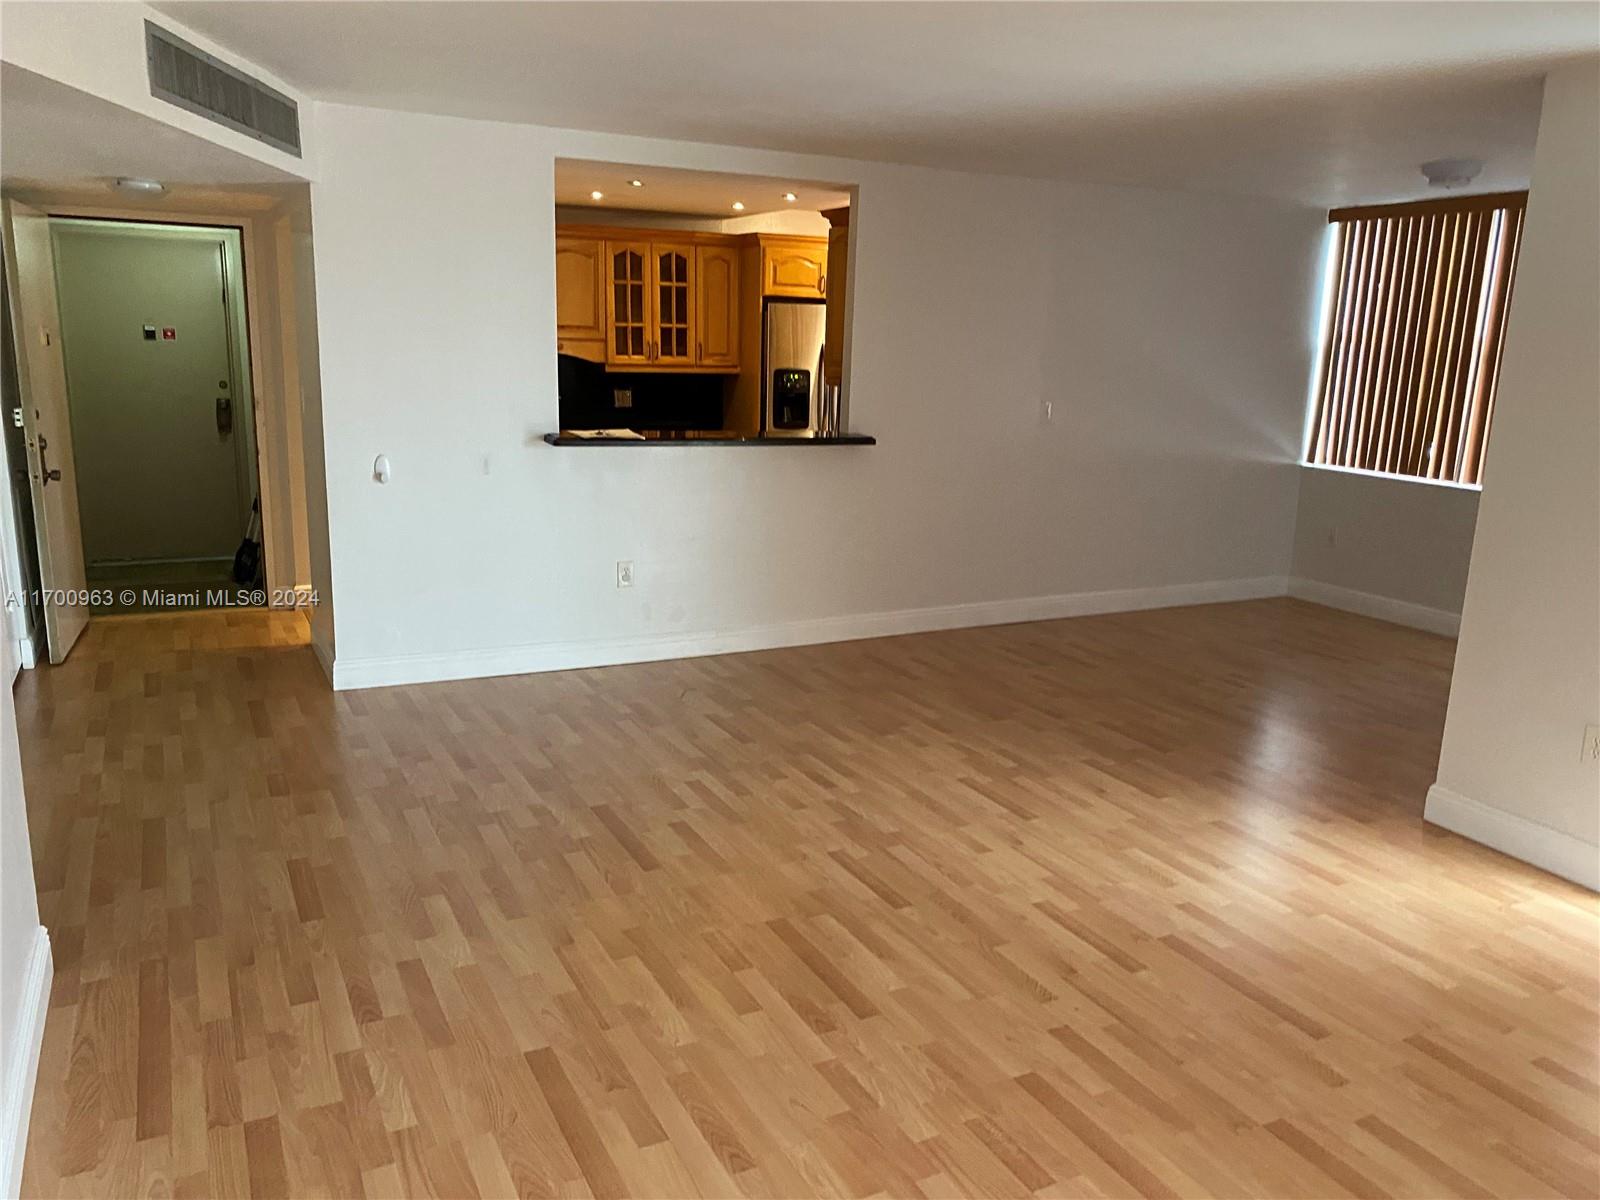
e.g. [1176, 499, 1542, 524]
[616, 560, 634, 589]
[1582, 724, 1600, 763]
[613, 388, 633, 409]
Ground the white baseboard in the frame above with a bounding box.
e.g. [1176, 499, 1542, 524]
[329, 575, 1290, 691]
[1425, 784, 1600, 891]
[310, 631, 336, 687]
[1, 927, 52, 1200]
[1289, 577, 1460, 636]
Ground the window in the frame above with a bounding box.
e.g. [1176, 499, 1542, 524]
[1306, 192, 1526, 486]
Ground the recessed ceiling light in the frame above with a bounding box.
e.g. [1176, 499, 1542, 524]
[628, 179, 644, 188]
[731, 201, 745, 211]
[782, 192, 797, 202]
[590, 190, 604, 201]
[115, 177, 165, 194]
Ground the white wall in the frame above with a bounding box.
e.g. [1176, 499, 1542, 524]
[308, 104, 1322, 686]
[1290, 466, 1480, 634]
[1, 537, 50, 1198]
[1426, 59, 1600, 889]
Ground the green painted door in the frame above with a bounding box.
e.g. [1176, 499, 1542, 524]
[52, 223, 246, 565]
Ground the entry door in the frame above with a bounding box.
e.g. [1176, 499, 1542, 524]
[1, 201, 88, 663]
[51, 225, 244, 565]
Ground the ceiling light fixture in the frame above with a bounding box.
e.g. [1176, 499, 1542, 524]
[590, 190, 604, 201]
[731, 201, 745, 211]
[114, 177, 165, 195]
[782, 192, 797, 202]
[1419, 157, 1483, 190]
[628, 179, 644, 188]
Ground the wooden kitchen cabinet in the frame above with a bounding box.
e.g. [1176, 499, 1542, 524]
[560, 225, 741, 372]
[652, 243, 696, 366]
[695, 244, 740, 369]
[822, 210, 849, 387]
[758, 236, 828, 299]
[605, 240, 653, 366]
[554, 235, 605, 362]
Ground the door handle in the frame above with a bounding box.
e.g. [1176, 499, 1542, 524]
[216, 396, 233, 435]
[37, 435, 61, 485]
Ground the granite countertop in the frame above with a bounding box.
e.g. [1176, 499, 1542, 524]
[544, 432, 876, 446]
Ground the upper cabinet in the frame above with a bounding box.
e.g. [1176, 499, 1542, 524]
[605, 240, 653, 367]
[555, 235, 605, 363]
[558, 225, 741, 372]
[653, 243, 696, 366]
[758, 236, 828, 299]
[696, 245, 740, 369]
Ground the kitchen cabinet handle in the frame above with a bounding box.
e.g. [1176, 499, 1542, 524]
[819, 274, 826, 297]
[697, 341, 702, 363]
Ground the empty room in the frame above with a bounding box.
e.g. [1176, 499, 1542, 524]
[1, 3, 1597, 1199]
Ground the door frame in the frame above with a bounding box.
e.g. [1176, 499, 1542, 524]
[11, 201, 299, 600]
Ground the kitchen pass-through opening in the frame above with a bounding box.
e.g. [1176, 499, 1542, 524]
[553, 159, 857, 440]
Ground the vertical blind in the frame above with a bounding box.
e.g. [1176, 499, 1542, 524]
[1306, 191, 1526, 486]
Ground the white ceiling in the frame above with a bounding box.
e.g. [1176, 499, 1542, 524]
[154, 1, 1599, 206]
[555, 160, 850, 219]
[1, 63, 302, 210]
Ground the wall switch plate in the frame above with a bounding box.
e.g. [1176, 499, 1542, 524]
[613, 388, 633, 409]
[616, 560, 634, 588]
[1582, 724, 1600, 763]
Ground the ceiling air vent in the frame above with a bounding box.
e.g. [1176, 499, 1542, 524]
[144, 20, 301, 157]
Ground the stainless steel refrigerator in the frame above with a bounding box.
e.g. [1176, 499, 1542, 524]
[761, 300, 828, 438]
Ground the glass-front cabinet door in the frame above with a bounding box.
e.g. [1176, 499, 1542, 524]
[606, 241, 651, 366]
[652, 244, 696, 365]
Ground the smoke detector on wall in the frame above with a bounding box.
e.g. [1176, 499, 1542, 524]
[1419, 158, 1484, 189]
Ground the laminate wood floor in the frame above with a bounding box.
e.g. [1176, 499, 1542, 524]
[15, 600, 1599, 1199]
